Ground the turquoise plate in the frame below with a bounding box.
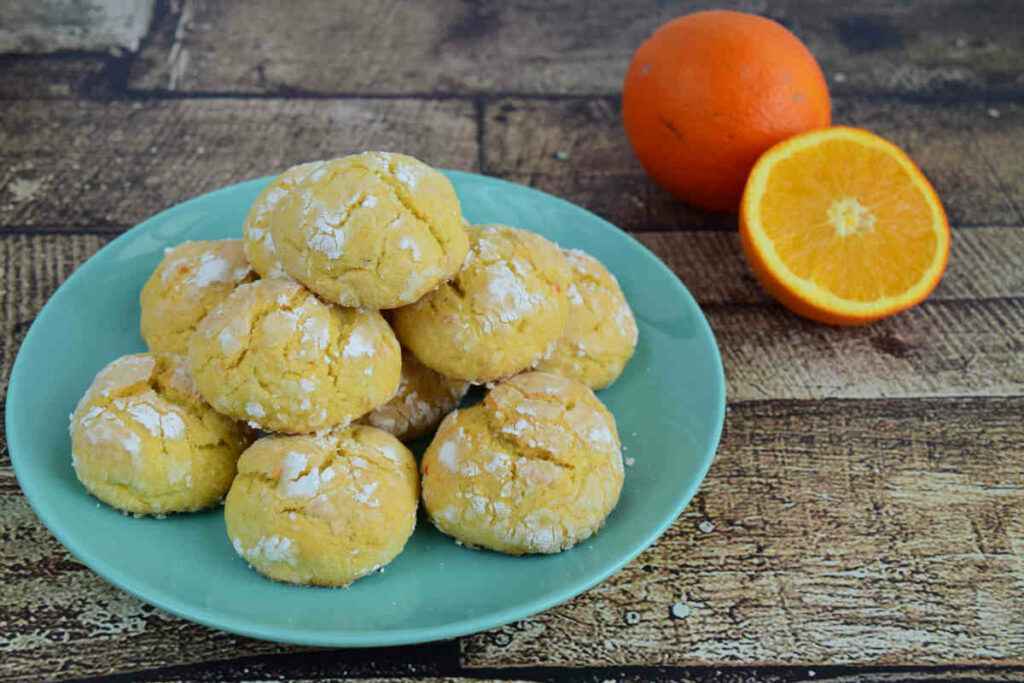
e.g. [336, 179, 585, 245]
[6, 171, 725, 646]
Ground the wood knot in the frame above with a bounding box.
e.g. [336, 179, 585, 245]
[870, 333, 913, 359]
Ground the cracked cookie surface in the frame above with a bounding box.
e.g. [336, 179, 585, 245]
[188, 279, 400, 434]
[421, 372, 624, 555]
[243, 161, 326, 279]
[392, 224, 571, 383]
[263, 152, 469, 309]
[70, 353, 253, 515]
[140, 240, 255, 354]
[361, 348, 469, 442]
[535, 248, 638, 389]
[224, 425, 418, 586]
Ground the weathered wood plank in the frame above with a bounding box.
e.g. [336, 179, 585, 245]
[0, 234, 110, 406]
[3, 3, 1022, 679]
[0, 0, 155, 54]
[123, 670, 1024, 683]
[0, 486, 285, 682]
[136, 678, 512, 683]
[126, 0, 718, 95]
[657, 229, 1024, 400]
[232, 680, 523, 683]
[484, 98, 1024, 230]
[461, 397, 1024, 668]
[0, 98, 478, 229]
[716, 297, 1024, 400]
[3, 97, 1020, 232]
[126, 0, 1024, 96]
[3, 228, 1022, 409]
[634, 228, 1024, 305]
[5, 390, 1024, 678]
[809, 671, 1024, 683]
[0, 55, 113, 99]
[0, 475, 456, 682]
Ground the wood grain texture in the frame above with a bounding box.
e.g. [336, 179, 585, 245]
[3, 228, 1022, 409]
[0, 0, 155, 54]
[0, 54, 113, 99]
[3, 97, 1022, 232]
[4, 395, 1023, 678]
[461, 397, 1024, 668]
[3, 4, 1023, 674]
[114, 670, 1024, 683]
[125, 0, 1024, 96]
[0, 98, 477, 229]
[0, 466, 454, 681]
[806, 671, 1024, 683]
[484, 98, 1024, 230]
[810, 673, 1024, 683]
[713, 297, 1024, 400]
[634, 228, 1024, 306]
[129, 678, 508, 683]
[0, 233, 109, 405]
[638, 228, 1024, 401]
[0, 482, 281, 682]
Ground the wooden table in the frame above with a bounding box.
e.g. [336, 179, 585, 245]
[2, 2, 1022, 681]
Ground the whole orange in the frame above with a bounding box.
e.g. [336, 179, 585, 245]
[622, 10, 831, 212]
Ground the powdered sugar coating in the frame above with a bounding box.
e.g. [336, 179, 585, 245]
[438, 441, 459, 471]
[140, 240, 255, 355]
[361, 350, 469, 442]
[242, 162, 326, 279]
[224, 425, 418, 586]
[188, 279, 400, 434]
[190, 252, 234, 288]
[483, 260, 544, 325]
[393, 224, 572, 383]
[343, 325, 377, 358]
[421, 372, 623, 555]
[535, 248, 638, 389]
[70, 353, 251, 515]
[264, 152, 469, 309]
[236, 535, 298, 566]
[398, 235, 421, 261]
[307, 212, 348, 259]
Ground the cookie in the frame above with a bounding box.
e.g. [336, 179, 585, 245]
[535, 249, 638, 388]
[392, 224, 571, 383]
[70, 353, 251, 515]
[266, 153, 469, 308]
[188, 278, 400, 434]
[225, 425, 418, 586]
[242, 162, 326, 279]
[361, 349, 469, 442]
[420, 372, 624, 554]
[140, 240, 254, 354]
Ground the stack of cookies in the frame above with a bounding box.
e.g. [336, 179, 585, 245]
[69, 152, 638, 587]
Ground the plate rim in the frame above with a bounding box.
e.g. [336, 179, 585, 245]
[6, 170, 726, 647]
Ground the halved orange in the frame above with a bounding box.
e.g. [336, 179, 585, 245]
[739, 126, 950, 325]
